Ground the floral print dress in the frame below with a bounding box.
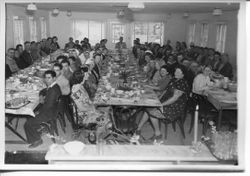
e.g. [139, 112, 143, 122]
[161, 78, 189, 121]
[146, 78, 189, 121]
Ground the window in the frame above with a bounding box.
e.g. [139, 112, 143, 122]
[28, 16, 37, 42]
[200, 23, 209, 47]
[132, 22, 164, 45]
[40, 17, 47, 39]
[72, 20, 105, 45]
[13, 16, 24, 46]
[216, 23, 227, 53]
[188, 23, 196, 45]
[111, 23, 125, 43]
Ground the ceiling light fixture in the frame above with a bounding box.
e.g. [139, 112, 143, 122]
[52, 8, 60, 15]
[128, 2, 145, 11]
[183, 12, 189, 18]
[27, 3, 37, 11]
[213, 8, 222, 16]
[117, 9, 125, 18]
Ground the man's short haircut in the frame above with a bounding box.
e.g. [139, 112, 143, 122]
[8, 48, 15, 52]
[16, 44, 23, 50]
[24, 41, 30, 45]
[61, 59, 70, 66]
[53, 63, 63, 70]
[68, 56, 76, 61]
[44, 70, 56, 78]
[56, 55, 68, 61]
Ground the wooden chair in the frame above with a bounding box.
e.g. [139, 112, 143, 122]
[161, 109, 186, 140]
[144, 107, 186, 140]
[113, 106, 140, 134]
[40, 119, 58, 143]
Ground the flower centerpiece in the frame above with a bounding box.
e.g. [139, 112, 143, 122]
[201, 121, 238, 161]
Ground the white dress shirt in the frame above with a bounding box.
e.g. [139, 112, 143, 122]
[192, 73, 213, 95]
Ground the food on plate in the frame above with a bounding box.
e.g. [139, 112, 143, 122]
[5, 97, 29, 109]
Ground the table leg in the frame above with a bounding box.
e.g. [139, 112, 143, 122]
[110, 106, 118, 130]
[217, 109, 223, 131]
[5, 122, 28, 143]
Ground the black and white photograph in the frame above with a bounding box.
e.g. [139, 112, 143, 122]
[1, 0, 249, 173]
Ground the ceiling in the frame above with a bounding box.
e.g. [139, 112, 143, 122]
[9, 2, 239, 14]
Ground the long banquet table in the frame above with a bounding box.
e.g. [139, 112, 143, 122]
[5, 57, 51, 142]
[93, 51, 162, 107]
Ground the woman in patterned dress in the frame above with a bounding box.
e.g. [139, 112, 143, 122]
[136, 65, 189, 141]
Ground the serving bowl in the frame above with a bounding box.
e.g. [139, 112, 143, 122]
[64, 141, 85, 155]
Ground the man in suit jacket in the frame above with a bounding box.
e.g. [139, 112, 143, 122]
[24, 70, 62, 148]
[19, 41, 34, 69]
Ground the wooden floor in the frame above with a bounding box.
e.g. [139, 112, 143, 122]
[5, 112, 236, 164]
[5, 113, 205, 151]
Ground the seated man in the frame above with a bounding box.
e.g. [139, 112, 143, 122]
[61, 59, 73, 83]
[6, 48, 19, 73]
[19, 41, 34, 69]
[115, 37, 127, 49]
[64, 37, 75, 50]
[53, 63, 71, 96]
[24, 70, 62, 148]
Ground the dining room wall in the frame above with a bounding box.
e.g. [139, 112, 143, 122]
[5, 4, 50, 50]
[49, 11, 187, 49]
[5, 5, 238, 74]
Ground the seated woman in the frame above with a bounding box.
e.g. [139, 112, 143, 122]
[146, 65, 172, 96]
[136, 65, 189, 141]
[144, 58, 157, 81]
[192, 66, 213, 96]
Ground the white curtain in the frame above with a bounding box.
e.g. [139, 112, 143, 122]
[216, 24, 227, 53]
[40, 17, 47, 39]
[200, 23, 209, 47]
[188, 23, 196, 46]
[71, 20, 106, 45]
[13, 16, 24, 46]
[29, 17, 37, 41]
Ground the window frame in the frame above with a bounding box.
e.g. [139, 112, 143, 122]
[28, 16, 37, 42]
[71, 19, 106, 45]
[13, 16, 24, 47]
[187, 22, 196, 46]
[131, 21, 164, 45]
[199, 22, 209, 47]
[215, 22, 227, 53]
[40, 17, 47, 39]
[111, 22, 125, 43]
